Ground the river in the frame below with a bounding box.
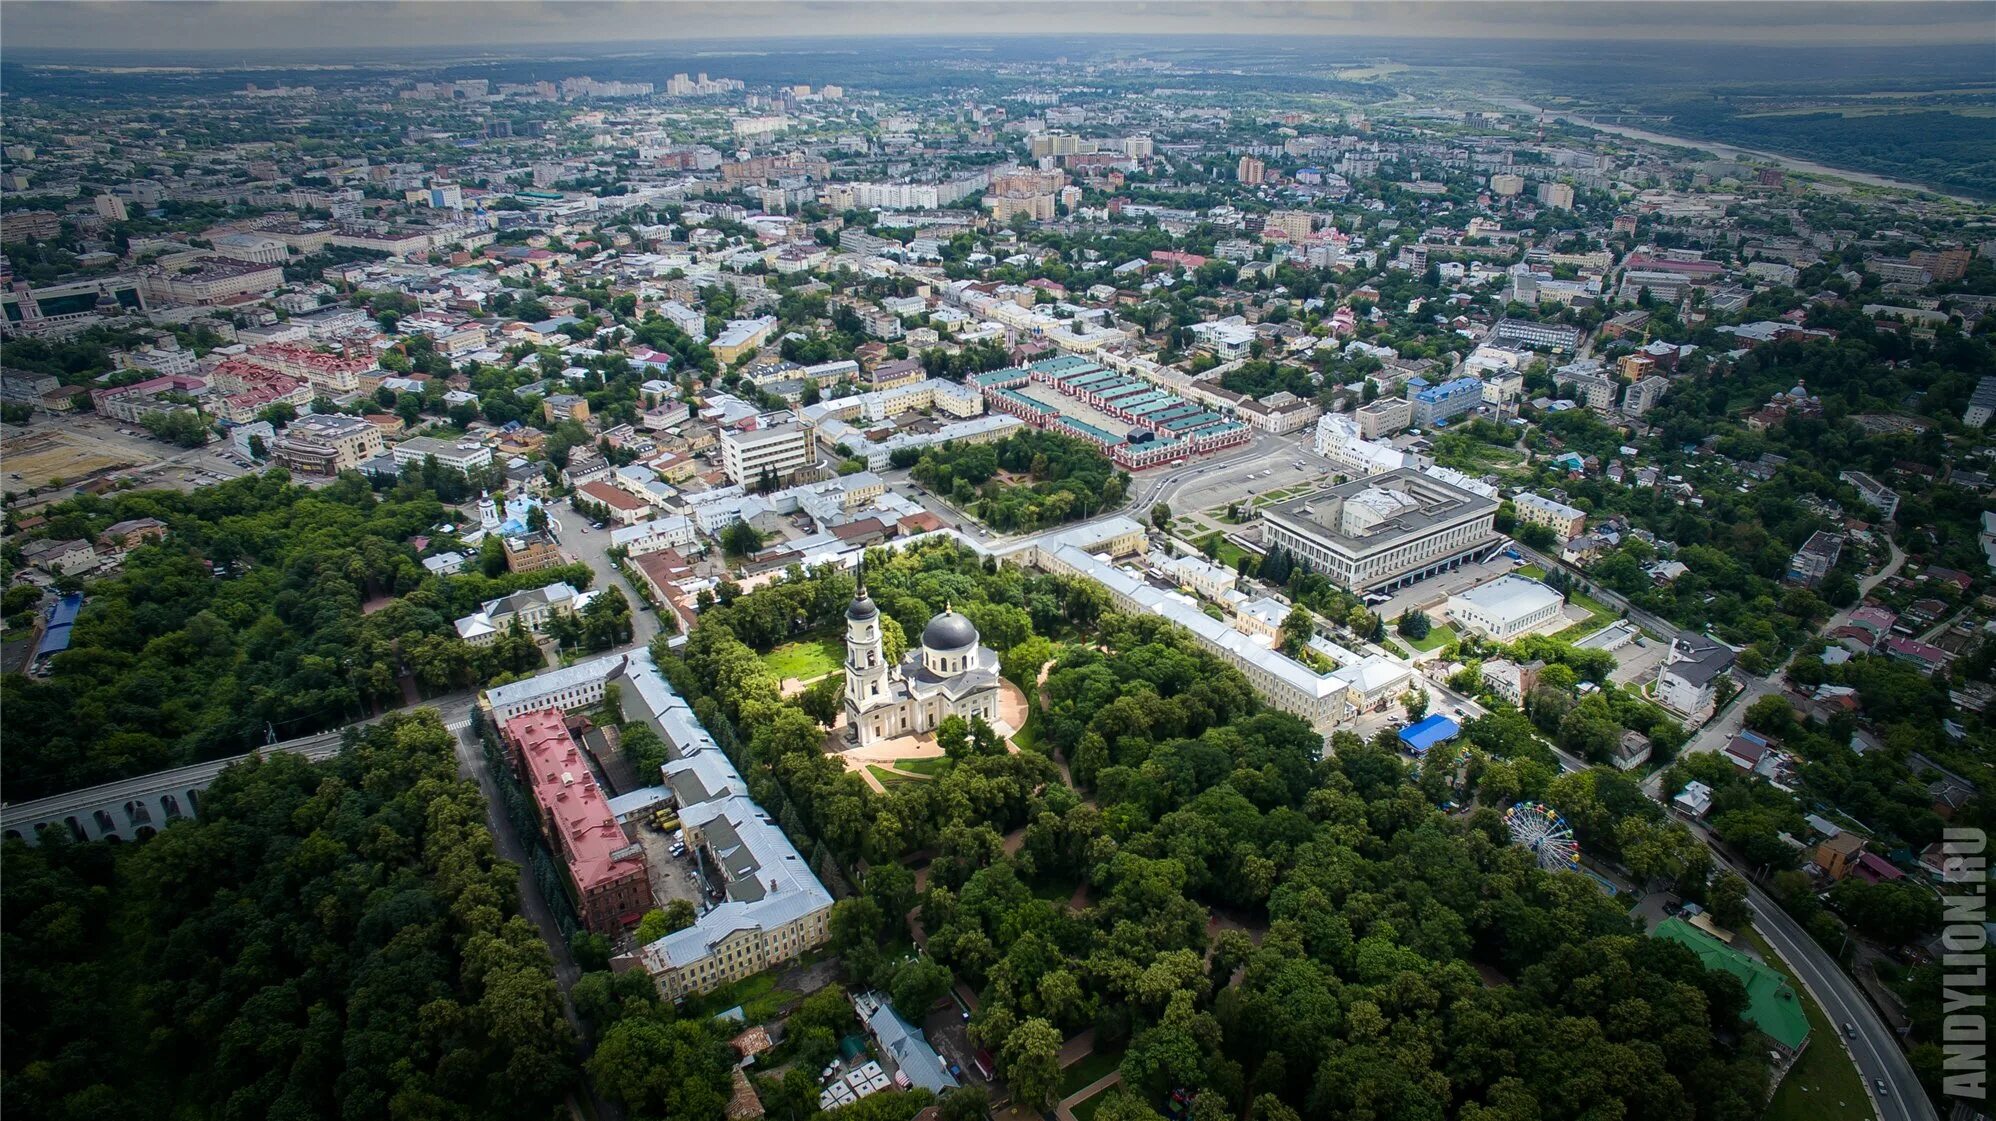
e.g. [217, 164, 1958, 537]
[1495, 97, 1984, 206]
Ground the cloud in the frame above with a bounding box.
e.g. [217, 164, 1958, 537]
[3, 1, 1989, 52]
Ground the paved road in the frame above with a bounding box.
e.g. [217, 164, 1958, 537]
[1514, 542, 1680, 643]
[545, 508, 664, 649]
[1691, 822, 1936, 1121]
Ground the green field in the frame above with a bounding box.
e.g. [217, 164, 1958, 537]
[1012, 709, 1041, 752]
[1743, 929, 1874, 1121]
[683, 970, 797, 1024]
[762, 637, 843, 681]
[1565, 587, 1621, 635]
[1196, 532, 1250, 571]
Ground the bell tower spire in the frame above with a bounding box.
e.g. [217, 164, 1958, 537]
[845, 555, 887, 724]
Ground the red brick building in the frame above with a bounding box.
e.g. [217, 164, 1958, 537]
[503, 709, 652, 934]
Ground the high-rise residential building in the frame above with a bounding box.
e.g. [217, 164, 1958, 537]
[1536, 181, 1575, 210]
[1405, 376, 1486, 427]
[94, 194, 128, 221]
[1490, 173, 1524, 197]
[1910, 246, 1971, 282]
[1237, 155, 1266, 185]
[1963, 376, 1996, 428]
[1623, 375, 1669, 417]
[1265, 209, 1313, 242]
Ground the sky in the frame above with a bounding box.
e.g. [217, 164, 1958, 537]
[3, 0, 1992, 53]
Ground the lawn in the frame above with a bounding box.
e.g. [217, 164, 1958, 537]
[893, 756, 953, 777]
[1742, 929, 1874, 1121]
[762, 636, 843, 682]
[867, 764, 930, 787]
[1408, 624, 1458, 652]
[1518, 563, 1548, 580]
[1565, 587, 1621, 635]
[1011, 709, 1041, 752]
[1059, 1048, 1127, 1098]
[684, 970, 797, 1024]
[1196, 532, 1249, 571]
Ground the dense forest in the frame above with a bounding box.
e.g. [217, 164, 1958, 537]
[3, 470, 593, 801]
[647, 543, 1776, 1121]
[895, 429, 1131, 533]
[0, 711, 575, 1121]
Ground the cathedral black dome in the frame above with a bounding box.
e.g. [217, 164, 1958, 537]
[921, 610, 978, 650]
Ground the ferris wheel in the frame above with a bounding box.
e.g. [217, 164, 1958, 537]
[1505, 802, 1580, 873]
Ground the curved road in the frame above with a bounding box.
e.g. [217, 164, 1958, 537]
[1696, 821, 1936, 1121]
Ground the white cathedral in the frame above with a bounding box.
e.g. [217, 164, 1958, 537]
[843, 568, 1003, 748]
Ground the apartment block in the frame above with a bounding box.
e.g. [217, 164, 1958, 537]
[720, 422, 814, 486]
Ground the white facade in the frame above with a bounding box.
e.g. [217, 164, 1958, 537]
[1260, 469, 1503, 594]
[720, 423, 814, 485]
[1446, 575, 1566, 641]
[843, 581, 1003, 748]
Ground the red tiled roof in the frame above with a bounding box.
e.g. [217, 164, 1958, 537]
[578, 480, 650, 512]
[503, 709, 644, 895]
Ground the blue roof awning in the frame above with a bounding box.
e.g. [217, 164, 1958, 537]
[1398, 714, 1460, 754]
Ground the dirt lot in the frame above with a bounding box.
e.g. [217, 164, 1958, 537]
[2, 424, 161, 489]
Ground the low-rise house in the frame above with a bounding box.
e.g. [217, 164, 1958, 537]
[97, 517, 168, 551]
[20, 538, 98, 575]
[455, 582, 594, 645]
[1673, 780, 1714, 818]
[1656, 635, 1735, 721]
[1611, 730, 1652, 771]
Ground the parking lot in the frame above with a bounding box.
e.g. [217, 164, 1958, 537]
[633, 822, 706, 914]
[922, 1001, 1003, 1103]
[4, 413, 276, 504]
[1178, 445, 1340, 519]
[1607, 631, 1669, 686]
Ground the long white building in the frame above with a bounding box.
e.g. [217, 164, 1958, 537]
[1024, 520, 1412, 732]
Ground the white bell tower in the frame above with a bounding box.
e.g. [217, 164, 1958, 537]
[844, 560, 889, 718]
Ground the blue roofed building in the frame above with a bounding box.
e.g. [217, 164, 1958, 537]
[31, 593, 83, 670]
[1407, 376, 1485, 428]
[1398, 714, 1460, 755]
